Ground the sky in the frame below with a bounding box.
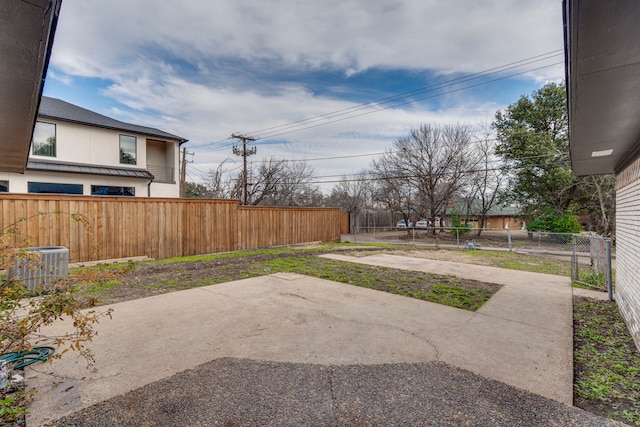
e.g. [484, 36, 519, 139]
[42, 0, 566, 192]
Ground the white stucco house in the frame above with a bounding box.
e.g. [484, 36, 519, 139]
[0, 96, 188, 197]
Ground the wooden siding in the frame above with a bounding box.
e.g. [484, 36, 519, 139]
[0, 194, 341, 263]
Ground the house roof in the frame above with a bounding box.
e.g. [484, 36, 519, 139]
[27, 159, 154, 180]
[0, 0, 61, 173]
[564, 0, 640, 176]
[445, 200, 521, 217]
[39, 96, 188, 144]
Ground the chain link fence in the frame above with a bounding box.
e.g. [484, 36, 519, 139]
[346, 227, 614, 298]
[571, 233, 613, 296]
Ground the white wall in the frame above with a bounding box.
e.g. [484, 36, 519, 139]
[3, 119, 183, 198]
[32, 120, 149, 168]
[615, 156, 640, 349]
[150, 181, 180, 198]
[1, 171, 150, 196]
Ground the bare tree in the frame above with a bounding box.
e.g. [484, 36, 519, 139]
[205, 159, 234, 199]
[204, 157, 320, 206]
[467, 124, 504, 236]
[370, 158, 417, 229]
[574, 175, 616, 235]
[372, 123, 475, 233]
[246, 157, 319, 206]
[327, 172, 371, 232]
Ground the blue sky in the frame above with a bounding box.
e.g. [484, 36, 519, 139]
[42, 0, 565, 190]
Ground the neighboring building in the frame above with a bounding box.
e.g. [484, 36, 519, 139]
[564, 1, 640, 346]
[444, 200, 523, 229]
[0, 97, 188, 197]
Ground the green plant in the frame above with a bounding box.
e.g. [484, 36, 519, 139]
[527, 208, 583, 234]
[449, 209, 471, 238]
[0, 394, 26, 424]
[0, 213, 117, 369]
[573, 297, 640, 424]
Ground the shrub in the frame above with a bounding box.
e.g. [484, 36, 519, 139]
[527, 209, 583, 234]
[0, 212, 122, 421]
[449, 209, 471, 237]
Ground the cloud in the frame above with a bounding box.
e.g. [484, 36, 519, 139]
[46, 0, 565, 187]
[51, 0, 563, 82]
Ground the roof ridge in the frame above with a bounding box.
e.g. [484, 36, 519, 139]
[39, 96, 187, 143]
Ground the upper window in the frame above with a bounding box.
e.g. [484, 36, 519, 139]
[0, 181, 8, 192]
[119, 135, 137, 165]
[32, 121, 56, 157]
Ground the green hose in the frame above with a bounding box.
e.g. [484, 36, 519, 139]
[0, 346, 55, 370]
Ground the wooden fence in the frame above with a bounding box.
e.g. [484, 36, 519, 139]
[0, 194, 341, 263]
[340, 212, 350, 234]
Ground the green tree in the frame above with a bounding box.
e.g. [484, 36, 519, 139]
[526, 208, 583, 234]
[493, 82, 575, 216]
[493, 83, 615, 235]
[184, 182, 211, 198]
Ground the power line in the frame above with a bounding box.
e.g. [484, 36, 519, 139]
[186, 149, 568, 180]
[252, 62, 562, 140]
[251, 54, 562, 139]
[190, 50, 562, 151]
[295, 160, 572, 186]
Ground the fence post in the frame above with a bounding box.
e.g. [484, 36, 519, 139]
[571, 235, 578, 282]
[456, 228, 459, 247]
[507, 229, 512, 252]
[606, 238, 613, 301]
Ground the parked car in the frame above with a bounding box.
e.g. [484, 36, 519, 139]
[415, 220, 429, 229]
[397, 220, 415, 229]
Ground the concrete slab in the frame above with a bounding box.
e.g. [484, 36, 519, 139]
[27, 256, 575, 425]
[320, 253, 574, 403]
[573, 287, 611, 301]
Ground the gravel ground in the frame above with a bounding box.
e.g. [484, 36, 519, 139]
[46, 358, 621, 427]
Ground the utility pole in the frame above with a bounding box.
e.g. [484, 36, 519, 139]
[231, 133, 257, 205]
[179, 147, 194, 198]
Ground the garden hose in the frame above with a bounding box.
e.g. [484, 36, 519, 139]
[0, 346, 55, 370]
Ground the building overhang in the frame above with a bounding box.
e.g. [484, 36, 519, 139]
[27, 159, 155, 180]
[0, 0, 62, 173]
[564, 0, 640, 176]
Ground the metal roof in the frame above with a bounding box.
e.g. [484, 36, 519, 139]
[0, 0, 61, 173]
[27, 159, 154, 180]
[39, 97, 188, 143]
[445, 201, 521, 217]
[564, 0, 640, 176]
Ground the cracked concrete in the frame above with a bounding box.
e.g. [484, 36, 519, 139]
[28, 256, 574, 425]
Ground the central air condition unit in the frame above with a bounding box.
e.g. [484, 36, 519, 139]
[10, 246, 69, 291]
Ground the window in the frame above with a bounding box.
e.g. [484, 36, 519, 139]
[0, 181, 8, 192]
[120, 135, 137, 165]
[28, 182, 83, 195]
[91, 185, 135, 196]
[32, 122, 56, 157]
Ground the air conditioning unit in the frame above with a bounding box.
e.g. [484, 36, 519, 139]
[10, 246, 69, 292]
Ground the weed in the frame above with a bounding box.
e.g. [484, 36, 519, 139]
[573, 296, 640, 424]
[0, 394, 26, 425]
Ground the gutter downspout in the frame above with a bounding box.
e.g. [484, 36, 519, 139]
[147, 179, 153, 197]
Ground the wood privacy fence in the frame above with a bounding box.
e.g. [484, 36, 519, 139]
[340, 212, 350, 234]
[0, 194, 341, 263]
